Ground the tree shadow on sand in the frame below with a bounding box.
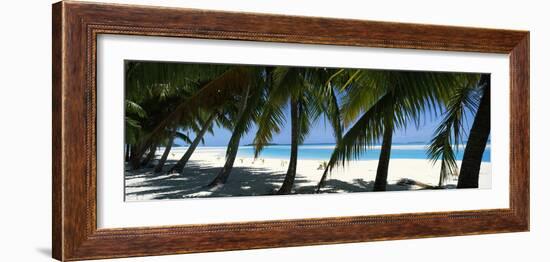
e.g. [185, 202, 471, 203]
[125, 160, 301, 200]
[296, 178, 414, 194]
[125, 159, 417, 201]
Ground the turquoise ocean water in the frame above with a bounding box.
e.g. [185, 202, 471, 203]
[228, 143, 491, 162]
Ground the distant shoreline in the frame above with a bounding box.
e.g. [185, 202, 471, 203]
[178, 142, 454, 147]
[165, 145, 491, 163]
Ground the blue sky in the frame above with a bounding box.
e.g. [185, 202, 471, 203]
[175, 103, 476, 147]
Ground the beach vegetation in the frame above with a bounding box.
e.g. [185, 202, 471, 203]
[124, 61, 490, 196]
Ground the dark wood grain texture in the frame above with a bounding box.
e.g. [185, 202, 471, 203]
[52, 1, 530, 261]
[52, 2, 63, 260]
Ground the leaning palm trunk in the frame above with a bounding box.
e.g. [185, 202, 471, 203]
[129, 145, 143, 169]
[154, 131, 176, 173]
[316, 163, 331, 193]
[169, 113, 217, 174]
[208, 85, 251, 187]
[277, 99, 300, 194]
[141, 144, 158, 167]
[373, 118, 394, 191]
[438, 160, 448, 187]
[457, 76, 491, 188]
[207, 137, 242, 186]
[129, 142, 157, 169]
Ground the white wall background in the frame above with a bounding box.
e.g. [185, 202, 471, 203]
[0, 0, 546, 261]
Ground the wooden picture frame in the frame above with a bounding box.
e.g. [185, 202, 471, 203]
[52, 1, 529, 261]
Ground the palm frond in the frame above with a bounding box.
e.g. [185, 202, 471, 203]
[330, 92, 391, 168]
[252, 68, 292, 157]
[224, 68, 266, 159]
[125, 100, 147, 118]
[316, 92, 391, 191]
[427, 79, 482, 186]
[137, 66, 255, 152]
[175, 131, 193, 144]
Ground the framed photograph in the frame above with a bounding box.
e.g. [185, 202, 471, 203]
[52, 1, 529, 261]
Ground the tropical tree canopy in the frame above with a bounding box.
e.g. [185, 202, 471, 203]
[124, 60, 489, 196]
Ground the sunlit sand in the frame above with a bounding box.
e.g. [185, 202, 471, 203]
[125, 147, 491, 201]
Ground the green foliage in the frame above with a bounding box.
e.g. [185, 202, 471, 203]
[427, 76, 482, 186]
[253, 67, 343, 158]
[317, 70, 480, 190]
[124, 60, 487, 192]
[126, 63, 256, 159]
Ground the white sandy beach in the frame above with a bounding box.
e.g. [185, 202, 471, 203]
[125, 147, 491, 201]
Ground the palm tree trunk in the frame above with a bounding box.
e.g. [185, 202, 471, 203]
[373, 124, 393, 191]
[208, 138, 242, 186]
[154, 131, 176, 173]
[315, 87, 343, 194]
[129, 144, 143, 170]
[457, 75, 491, 188]
[316, 165, 330, 193]
[141, 144, 157, 167]
[277, 99, 300, 194]
[438, 163, 446, 187]
[124, 144, 131, 162]
[169, 113, 217, 174]
[373, 107, 394, 192]
[208, 85, 251, 186]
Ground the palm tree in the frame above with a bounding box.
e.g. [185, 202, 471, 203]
[207, 68, 266, 187]
[140, 143, 158, 167]
[125, 97, 150, 169]
[316, 70, 469, 192]
[426, 75, 482, 187]
[263, 67, 309, 194]
[126, 64, 253, 170]
[154, 130, 177, 173]
[154, 129, 194, 173]
[124, 61, 226, 169]
[277, 95, 302, 194]
[207, 86, 252, 186]
[253, 67, 342, 194]
[457, 75, 490, 188]
[427, 74, 490, 188]
[169, 112, 217, 174]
